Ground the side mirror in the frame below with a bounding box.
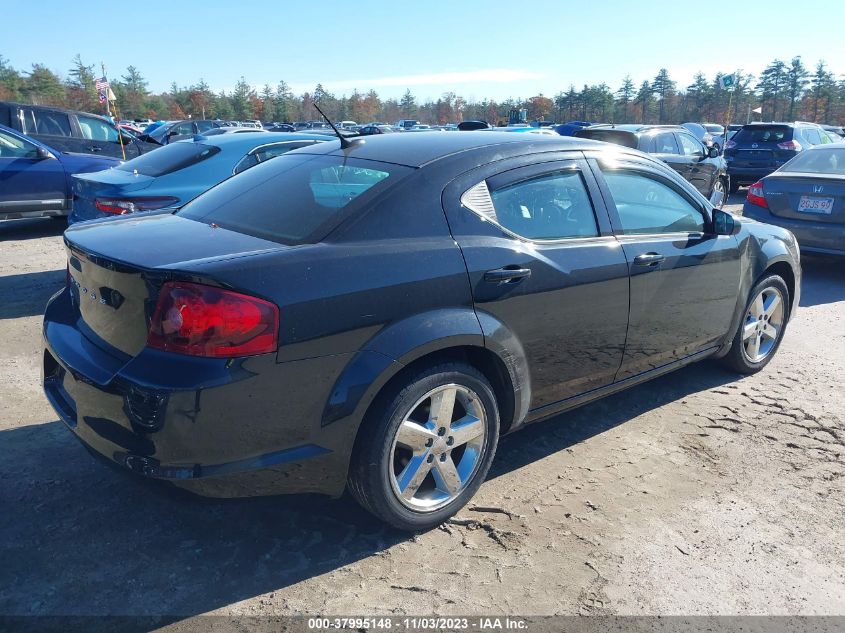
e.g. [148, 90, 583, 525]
[708, 146, 720, 158]
[713, 209, 740, 236]
[35, 147, 53, 160]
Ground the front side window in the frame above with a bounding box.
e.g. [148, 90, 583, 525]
[601, 170, 704, 235]
[485, 170, 599, 240]
[677, 133, 705, 157]
[20, 108, 72, 137]
[0, 129, 38, 158]
[77, 115, 119, 142]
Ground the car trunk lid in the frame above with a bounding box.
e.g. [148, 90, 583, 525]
[64, 213, 288, 357]
[764, 173, 845, 224]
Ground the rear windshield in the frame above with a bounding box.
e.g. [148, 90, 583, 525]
[178, 153, 412, 245]
[781, 148, 845, 175]
[116, 142, 220, 177]
[734, 125, 793, 144]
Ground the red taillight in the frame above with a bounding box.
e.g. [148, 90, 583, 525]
[724, 139, 737, 149]
[776, 139, 802, 151]
[747, 180, 768, 209]
[147, 282, 279, 358]
[94, 196, 179, 215]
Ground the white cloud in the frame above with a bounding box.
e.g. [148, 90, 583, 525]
[289, 69, 545, 95]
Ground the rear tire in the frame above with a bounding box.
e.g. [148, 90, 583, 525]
[721, 275, 790, 374]
[348, 362, 499, 531]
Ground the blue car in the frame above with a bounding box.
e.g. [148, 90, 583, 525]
[0, 124, 120, 221]
[70, 132, 329, 223]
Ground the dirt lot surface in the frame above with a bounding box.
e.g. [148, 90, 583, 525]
[1, 194, 844, 621]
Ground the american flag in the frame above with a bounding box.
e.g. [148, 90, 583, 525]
[95, 77, 109, 92]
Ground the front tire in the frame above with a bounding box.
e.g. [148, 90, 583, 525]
[721, 275, 790, 374]
[348, 362, 500, 531]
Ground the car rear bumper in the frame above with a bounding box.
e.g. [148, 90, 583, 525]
[742, 203, 845, 256]
[727, 165, 777, 184]
[42, 289, 359, 498]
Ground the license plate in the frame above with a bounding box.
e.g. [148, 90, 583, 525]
[798, 196, 834, 214]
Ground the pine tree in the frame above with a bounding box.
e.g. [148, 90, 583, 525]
[615, 75, 635, 122]
[651, 68, 676, 123]
[635, 81, 653, 123]
[399, 89, 417, 117]
[784, 56, 809, 121]
[758, 59, 787, 120]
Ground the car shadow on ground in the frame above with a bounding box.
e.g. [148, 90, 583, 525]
[799, 255, 845, 307]
[0, 269, 65, 319]
[0, 360, 740, 624]
[0, 217, 66, 241]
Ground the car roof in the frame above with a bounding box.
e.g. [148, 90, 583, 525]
[179, 131, 329, 151]
[0, 100, 112, 123]
[588, 124, 685, 135]
[287, 131, 616, 168]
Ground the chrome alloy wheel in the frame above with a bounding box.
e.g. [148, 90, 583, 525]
[389, 384, 487, 512]
[713, 178, 726, 208]
[742, 286, 785, 363]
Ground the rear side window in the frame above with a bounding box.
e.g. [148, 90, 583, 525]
[232, 141, 321, 175]
[801, 127, 823, 146]
[20, 108, 72, 137]
[734, 126, 792, 144]
[179, 154, 410, 245]
[487, 171, 598, 240]
[116, 142, 221, 177]
[781, 149, 845, 175]
[652, 133, 679, 154]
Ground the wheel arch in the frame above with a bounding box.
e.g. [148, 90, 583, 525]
[322, 309, 530, 438]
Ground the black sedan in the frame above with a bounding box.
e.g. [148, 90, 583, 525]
[743, 143, 845, 256]
[574, 124, 729, 206]
[43, 133, 800, 530]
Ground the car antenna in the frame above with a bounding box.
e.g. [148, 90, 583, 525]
[313, 101, 361, 149]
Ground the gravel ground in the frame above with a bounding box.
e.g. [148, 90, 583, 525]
[1, 194, 844, 621]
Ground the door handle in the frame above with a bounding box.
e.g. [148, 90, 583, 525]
[484, 266, 532, 284]
[633, 252, 666, 267]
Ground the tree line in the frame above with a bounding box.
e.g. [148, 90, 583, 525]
[1, 54, 842, 126]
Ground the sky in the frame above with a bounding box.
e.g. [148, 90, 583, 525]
[4, 0, 845, 101]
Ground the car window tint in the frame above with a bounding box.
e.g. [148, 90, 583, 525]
[602, 170, 704, 235]
[677, 133, 704, 156]
[733, 126, 792, 143]
[20, 108, 72, 137]
[116, 142, 221, 177]
[487, 170, 598, 240]
[179, 154, 409, 245]
[652, 133, 678, 154]
[0, 129, 37, 158]
[233, 141, 321, 175]
[781, 149, 845, 175]
[802, 128, 822, 146]
[77, 116, 119, 142]
[196, 121, 215, 133]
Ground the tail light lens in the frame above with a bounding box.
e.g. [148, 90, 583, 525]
[747, 180, 768, 209]
[776, 140, 802, 151]
[94, 196, 179, 215]
[147, 282, 279, 358]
